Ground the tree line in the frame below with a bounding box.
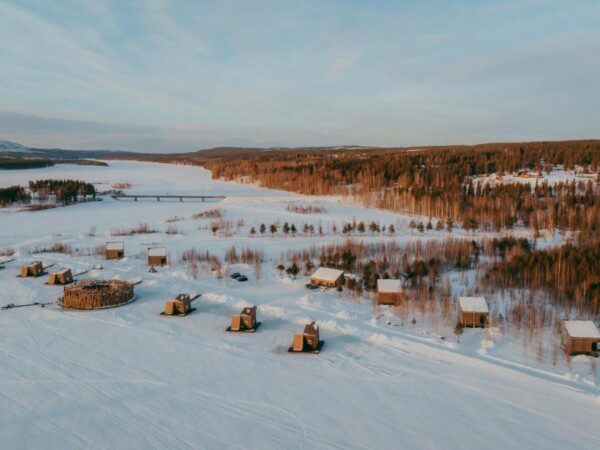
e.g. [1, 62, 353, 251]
[202, 140, 599, 235]
[28, 179, 96, 203]
[0, 186, 30, 206]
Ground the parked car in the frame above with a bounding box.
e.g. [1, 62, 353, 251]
[230, 272, 241, 279]
[237, 275, 248, 282]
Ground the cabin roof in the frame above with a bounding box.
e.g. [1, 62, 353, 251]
[106, 241, 124, 251]
[563, 320, 600, 339]
[148, 247, 167, 257]
[311, 267, 344, 282]
[57, 267, 71, 275]
[458, 296, 489, 313]
[377, 279, 402, 293]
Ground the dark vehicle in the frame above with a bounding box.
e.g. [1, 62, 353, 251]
[230, 272, 241, 279]
[305, 283, 319, 290]
[237, 276, 248, 282]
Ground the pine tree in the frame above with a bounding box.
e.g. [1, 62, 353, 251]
[358, 221, 365, 235]
[369, 221, 378, 234]
[286, 262, 299, 279]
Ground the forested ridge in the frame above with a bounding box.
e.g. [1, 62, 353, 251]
[200, 140, 600, 234]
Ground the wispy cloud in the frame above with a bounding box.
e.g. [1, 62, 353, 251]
[0, 0, 598, 151]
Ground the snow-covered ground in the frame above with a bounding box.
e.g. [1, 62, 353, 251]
[1, 161, 600, 449]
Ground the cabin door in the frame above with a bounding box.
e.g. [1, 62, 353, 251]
[479, 315, 485, 325]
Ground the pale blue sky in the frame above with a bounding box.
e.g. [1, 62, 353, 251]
[0, 0, 599, 152]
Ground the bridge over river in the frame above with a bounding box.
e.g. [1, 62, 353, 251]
[110, 194, 226, 202]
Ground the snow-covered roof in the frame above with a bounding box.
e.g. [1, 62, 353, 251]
[311, 267, 344, 282]
[57, 267, 71, 275]
[458, 296, 489, 313]
[563, 320, 600, 339]
[148, 247, 167, 257]
[106, 242, 124, 251]
[377, 279, 402, 293]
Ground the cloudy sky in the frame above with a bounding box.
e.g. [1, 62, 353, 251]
[0, 0, 598, 152]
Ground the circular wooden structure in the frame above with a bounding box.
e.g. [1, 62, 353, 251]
[59, 279, 135, 310]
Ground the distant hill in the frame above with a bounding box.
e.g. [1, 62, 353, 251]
[0, 140, 32, 152]
[0, 140, 139, 160]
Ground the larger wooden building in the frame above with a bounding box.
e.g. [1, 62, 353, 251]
[105, 241, 124, 260]
[148, 247, 168, 266]
[458, 296, 489, 327]
[310, 267, 344, 288]
[376, 279, 404, 305]
[561, 320, 600, 356]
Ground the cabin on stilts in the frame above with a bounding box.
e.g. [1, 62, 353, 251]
[376, 279, 404, 306]
[289, 322, 324, 353]
[162, 293, 195, 316]
[105, 241, 124, 260]
[148, 247, 167, 266]
[227, 306, 260, 332]
[310, 267, 344, 288]
[458, 296, 489, 328]
[48, 267, 73, 285]
[20, 261, 45, 277]
[561, 320, 600, 356]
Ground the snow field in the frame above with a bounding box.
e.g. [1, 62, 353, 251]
[1, 161, 600, 449]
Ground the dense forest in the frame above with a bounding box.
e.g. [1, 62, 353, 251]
[0, 158, 55, 169]
[28, 179, 96, 203]
[0, 186, 30, 206]
[199, 140, 600, 235]
[486, 230, 600, 316]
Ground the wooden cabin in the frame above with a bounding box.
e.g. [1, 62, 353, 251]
[148, 247, 167, 266]
[229, 306, 259, 332]
[290, 322, 324, 353]
[458, 296, 489, 327]
[21, 261, 44, 277]
[163, 294, 193, 316]
[561, 320, 600, 356]
[310, 267, 344, 288]
[105, 241, 124, 260]
[48, 267, 73, 285]
[376, 279, 404, 305]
